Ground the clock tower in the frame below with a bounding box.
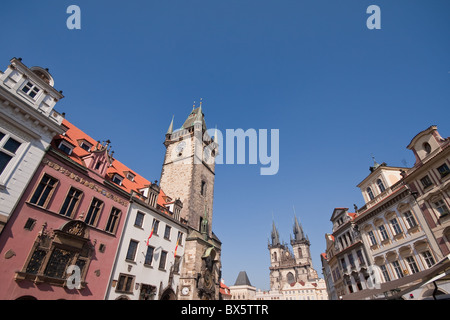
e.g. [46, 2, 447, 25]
[159, 102, 222, 300]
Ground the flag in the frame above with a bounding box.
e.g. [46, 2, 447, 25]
[174, 235, 180, 257]
[146, 221, 155, 246]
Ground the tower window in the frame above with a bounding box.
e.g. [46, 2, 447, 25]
[377, 179, 386, 193]
[366, 187, 375, 201]
[201, 180, 206, 196]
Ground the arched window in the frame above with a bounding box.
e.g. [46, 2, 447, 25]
[367, 187, 375, 201]
[377, 179, 386, 193]
[287, 272, 295, 285]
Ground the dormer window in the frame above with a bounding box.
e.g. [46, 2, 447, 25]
[112, 174, 123, 186]
[126, 172, 135, 182]
[58, 140, 74, 155]
[21, 81, 40, 99]
[79, 140, 93, 152]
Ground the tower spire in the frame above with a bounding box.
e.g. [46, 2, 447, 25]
[166, 115, 174, 135]
[271, 221, 280, 246]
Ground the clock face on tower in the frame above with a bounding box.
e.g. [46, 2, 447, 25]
[181, 286, 190, 295]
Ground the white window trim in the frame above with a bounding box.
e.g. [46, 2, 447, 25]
[0, 130, 28, 187]
[18, 80, 42, 102]
[112, 173, 123, 186]
[58, 140, 74, 155]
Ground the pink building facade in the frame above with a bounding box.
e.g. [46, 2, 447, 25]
[0, 121, 134, 300]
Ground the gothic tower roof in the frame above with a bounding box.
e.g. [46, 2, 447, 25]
[182, 105, 207, 130]
[293, 216, 305, 242]
[270, 221, 281, 247]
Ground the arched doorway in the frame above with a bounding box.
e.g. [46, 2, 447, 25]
[160, 288, 176, 300]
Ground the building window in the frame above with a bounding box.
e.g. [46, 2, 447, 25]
[58, 141, 74, 155]
[377, 179, 386, 193]
[21, 81, 40, 99]
[367, 187, 375, 201]
[173, 256, 181, 274]
[390, 218, 402, 235]
[378, 225, 389, 241]
[126, 172, 135, 182]
[348, 254, 355, 268]
[403, 211, 418, 229]
[421, 251, 436, 268]
[79, 141, 92, 152]
[201, 180, 206, 196]
[134, 211, 144, 228]
[392, 261, 404, 279]
[356, 250, 365, 265]
[164, 225, 171, 240]
[433, 199, 450, 217]
[0, 132, 22, 176]
[406, 256, 420, 274]
[29, 174, 58, 208]
[59, 187, 82, 217]
[112, 174, 123, 186]
[159, 251, 167, 270]
[341, 258, 347, 271]
[144, 246, 154, 266]
[177, 232, 183, 246]
[152, 219, 160, 236]
[24, 218, 36, 231]
[420, 175, 433, 189]
[380, 264, 391, 282]
[19, 221, 91, 287]
[116, 274, 134, 293]
[126, 240, 139, 261]
[105, 207, 121, 234]
[368, 230, 377, 246]
[84, 198, 103, 226]
[437, 163, 450, 178]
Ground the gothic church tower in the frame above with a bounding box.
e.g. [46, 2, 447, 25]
[268, 216, 319, 292]
[159, 102, 221, 300]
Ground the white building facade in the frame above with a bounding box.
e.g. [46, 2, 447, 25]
[105, 186, 188, 300]
[0, 57, 65, 233]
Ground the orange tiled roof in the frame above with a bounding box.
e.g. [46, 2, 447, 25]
[53, 119, 167, 208]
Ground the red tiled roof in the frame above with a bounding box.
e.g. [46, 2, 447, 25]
[53, 119, 167, 209]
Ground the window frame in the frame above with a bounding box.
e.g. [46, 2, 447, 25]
[367, 187, 375, 201]
[58, 140, 74, 156]
[420, 175, 433, 189]
[105, 207, 121, 234]
[125, 239, 139, 262]
[437, 163, 450, 178]
[20, 80, 41, 100]
[0, 130, 25, 182]
[433, 199, 450, 217]
[84, 197, 103, 226]
[58, 187, 83, 218]
[28, 173, 59, 208]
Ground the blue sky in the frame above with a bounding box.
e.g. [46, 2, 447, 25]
[1, 0, 450, 291]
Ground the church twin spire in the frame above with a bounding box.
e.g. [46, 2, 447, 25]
[269, 213, 308, 248]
